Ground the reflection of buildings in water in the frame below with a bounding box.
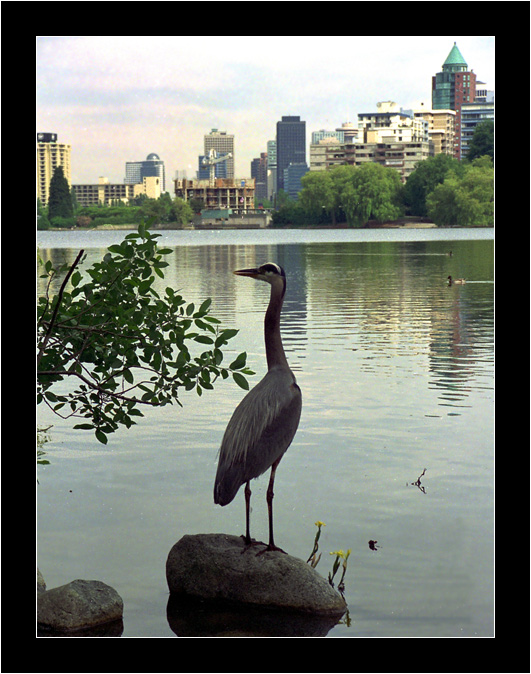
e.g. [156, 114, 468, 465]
[166, 245, 308, 369]
[427, 288, 493, 405]
[303, 248, 492, 407]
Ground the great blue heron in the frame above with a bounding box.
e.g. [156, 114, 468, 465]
[214, 263, 302, 553]
[447, 275, 466, 285]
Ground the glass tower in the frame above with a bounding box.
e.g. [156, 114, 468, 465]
[276, 116, 306, 193]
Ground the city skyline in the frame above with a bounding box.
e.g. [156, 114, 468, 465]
[37, 36, 494, 188]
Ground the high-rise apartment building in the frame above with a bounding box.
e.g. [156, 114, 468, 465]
[358, 102, 428, 144]
[37, 133, 71, 206]
[204, 129, 234, 178]
[125, 153, 166, 192]
[414, 107, 456, 156]
[276, 116, 306, 193]
[432, 42, 477, 159]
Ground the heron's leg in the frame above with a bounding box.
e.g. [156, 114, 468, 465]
[259, 458, 285, 554]
[244, 481, 252, 545]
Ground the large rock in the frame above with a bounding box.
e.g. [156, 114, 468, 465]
[37, 579, 123, 633]
[166, 533, 346, 616]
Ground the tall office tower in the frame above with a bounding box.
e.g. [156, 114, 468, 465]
[266, 139, 277, 200]
[251, 152, 268, 203]
[276, 116, 306, 193]
[432, 42, 476, 159]
[204, 129, 235, 178]
[37, 133, 71, 206]
[125, 153, 166, 192]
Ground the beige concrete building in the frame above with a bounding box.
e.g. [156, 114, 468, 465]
[345, 141, 433, 182]
[37, 133, 71, 206]
[414, 107, 456, 156]
[72, 176, 161, 207]
[174, 177, 255, 212]
[310, 139, 434, 183]
[309, 138, 346, 171]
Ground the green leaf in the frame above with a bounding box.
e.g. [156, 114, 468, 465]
[95, 429, 108, 445]
[194, 335, 214, 344]
[197, 298, 212, 315]
[215, 329, 238, 347]
[138, 279, 153, 294]
[123, 369, 134, 384]
[229, 352, 247, 370]
[232, 372, 249, 390]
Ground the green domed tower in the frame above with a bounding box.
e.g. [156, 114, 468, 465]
[432, 42, 477, 159]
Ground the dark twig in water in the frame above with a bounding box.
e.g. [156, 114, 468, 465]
[410, 468, 427, 494]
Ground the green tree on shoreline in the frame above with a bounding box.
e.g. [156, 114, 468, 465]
[466, 120, 494, 162]
[298, 163, 402, 227]
[426, 157, 493, 227]
[47, 165, 74, 225]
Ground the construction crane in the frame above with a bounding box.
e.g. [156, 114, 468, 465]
[202, 148, 232, 187]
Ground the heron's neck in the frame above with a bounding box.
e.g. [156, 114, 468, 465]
[264, 279, 289, 371]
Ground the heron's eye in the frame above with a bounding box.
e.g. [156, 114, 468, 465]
[260, 263, 283, 276]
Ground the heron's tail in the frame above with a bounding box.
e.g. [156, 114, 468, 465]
[214, 464, 244, 506]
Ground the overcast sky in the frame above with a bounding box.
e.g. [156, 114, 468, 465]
[37, 35, 494, 188]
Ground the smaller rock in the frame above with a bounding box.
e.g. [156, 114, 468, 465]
[37, 579, 123, 632]
[37, 568, 46, 593]
[166, 533, 346, 616]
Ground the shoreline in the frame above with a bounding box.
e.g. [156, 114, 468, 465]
[44, 221, 449, 232]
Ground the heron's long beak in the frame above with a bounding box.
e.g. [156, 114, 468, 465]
[234, 268, 260, 278]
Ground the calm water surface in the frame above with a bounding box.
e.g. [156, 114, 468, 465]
[37, 228, 494, 637]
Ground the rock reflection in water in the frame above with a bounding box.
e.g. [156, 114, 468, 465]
[167, 595, 344, 637]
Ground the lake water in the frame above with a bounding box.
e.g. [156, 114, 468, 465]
[37, 227, 494, 637]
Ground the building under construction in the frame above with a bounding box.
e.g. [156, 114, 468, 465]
[174, 177, 255, 213]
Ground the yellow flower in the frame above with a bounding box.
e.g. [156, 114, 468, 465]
[314, 521, 326, 528]
[330, 549, 345, 558]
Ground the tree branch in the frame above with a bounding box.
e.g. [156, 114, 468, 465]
[37, 249, 85, 368]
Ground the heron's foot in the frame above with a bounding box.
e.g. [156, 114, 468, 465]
[240, 535, 268, 554]
[256, 543, 287, 556]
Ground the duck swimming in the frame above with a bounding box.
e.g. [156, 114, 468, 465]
[447, 275, 466, 285]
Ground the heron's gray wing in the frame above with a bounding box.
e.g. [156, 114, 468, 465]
[214, 368, 301, 505]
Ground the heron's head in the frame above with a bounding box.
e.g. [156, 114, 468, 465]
[234, 263, 286, 295]
[234, 263, 285, 282]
